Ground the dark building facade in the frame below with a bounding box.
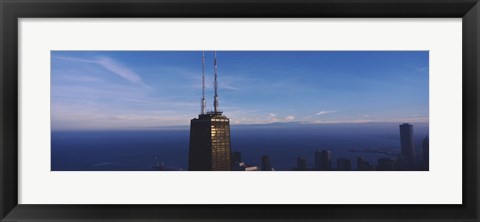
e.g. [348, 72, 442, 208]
[337, 158, 352, 171]
[315, 150, 332, 170]
[232, 151, 242, 165]
[423, 136, 429, 170]
[377, 158, 395, 171]
[357, 157, 374, 171]
[296, 157, 307, 171]
[231, 151, 243, 170]
[261, 155, 272, 171]
[399, 123, 415, 168]
[188, 112, 232, 171]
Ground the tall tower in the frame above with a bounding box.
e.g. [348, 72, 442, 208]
[261, 155, 272, 171]
[201, 51, 206, 115]
[296, 157, 307, 171]
[213, 51, 219, 113]
[337, 158, 352, 171]
[315, 150, 331, 170]
[399, 123, 415, 169]
[422, 135, 429, 170]
[188, 51, 232, 171]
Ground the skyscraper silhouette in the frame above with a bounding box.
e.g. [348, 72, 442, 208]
[423, 135, 429, 170]
[232, 151, 242, 165]
[377, 158, 395, 171]
[261, 155, 272, 171]
[337, 158, 352, 171]
[357, 157, 372, 171]
[315, 150, 331, 170]
[296, 157, 307, 171]
[399, 123, 415, 169]
[188, 51, 232, 171]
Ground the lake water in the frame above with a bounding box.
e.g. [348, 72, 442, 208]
[51, 122, 428, 171]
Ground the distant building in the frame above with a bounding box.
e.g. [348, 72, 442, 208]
[377, 158, 395, 171]
[231, 151, 242, 169]
[315, 150, 332, 170]
[153, 158, 165, 171]
[399, 123, 415, 169]
[296, 157, 307, 171]
[357, 157, 366, 170]
[232, 161, 244, 171]
[394, 156, 406, 170]
[337, 158, 352, 171]
[232, 151, 242, 164]
[423, 136, 429, 170]
[357, 157, 374, 171]
[261, 155, 273, 171]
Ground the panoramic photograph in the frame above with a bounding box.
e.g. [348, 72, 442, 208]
[51, 51, 429, 171]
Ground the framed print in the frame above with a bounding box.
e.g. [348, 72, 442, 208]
[1, 0, 479, 221]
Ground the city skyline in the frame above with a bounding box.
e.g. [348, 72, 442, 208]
[51, 51, 429, 131]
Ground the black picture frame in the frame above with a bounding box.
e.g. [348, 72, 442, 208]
[1, 0, 479, 221]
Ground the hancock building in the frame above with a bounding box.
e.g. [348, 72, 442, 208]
[188, 51, 232, 171]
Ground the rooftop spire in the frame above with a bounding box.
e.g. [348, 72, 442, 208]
[213, 51, 219, 113]
[201, 51, 206, 114]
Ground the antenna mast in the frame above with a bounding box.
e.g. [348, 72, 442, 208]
[213, 51, 219, 113]
[201, 51, 206, 114]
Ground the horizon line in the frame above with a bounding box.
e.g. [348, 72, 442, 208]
[51, 121, 429, 132]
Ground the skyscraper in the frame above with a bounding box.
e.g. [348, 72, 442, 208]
[337, 158, 352, 171]
[357, 157, 373, 171]
[399, 123, 415, 169]
[261, 155, 272, 171]
[232, 151, 242, 164]
[188, 51, 232, 171]
[377, 158, 395, 171]
[423, 135, 429, 170]
[314, 150, 331, 170]
[296, 157, 307, 171]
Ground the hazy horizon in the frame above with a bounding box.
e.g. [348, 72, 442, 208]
[51, 121, 429, 132]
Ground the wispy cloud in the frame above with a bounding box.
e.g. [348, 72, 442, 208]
[223, 111, 297, 125]
[267, 113, 279, 123]
[54, 55, 144, 85]
[315, 110, 335, 116]
[357, 113, 370, 118]
[51, 103, 194, 130]
[310, 116, 429, 125]
[312, 119, 372, 124]
[96, 56, 143, 84]
[53, 56, 95, 64]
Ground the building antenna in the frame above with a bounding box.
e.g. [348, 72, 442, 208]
[201, 51, 206, 114]
[213, 51, 219, 113]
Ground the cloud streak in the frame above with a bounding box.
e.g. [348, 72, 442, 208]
[358, 113, 370, 118]
[315, 110, 336, 116]
[54, 55, 144, 85]
[96, 56, 143, 84]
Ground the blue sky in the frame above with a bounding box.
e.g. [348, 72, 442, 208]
[51, 51, 429, 130]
